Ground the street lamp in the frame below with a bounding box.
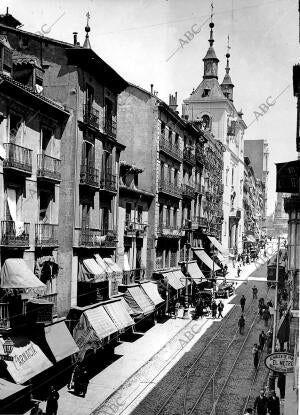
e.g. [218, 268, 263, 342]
[0, 337, 14, 361]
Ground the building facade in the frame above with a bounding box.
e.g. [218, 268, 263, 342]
[244, 139, 269, 233]
[182, 20, 246, 254]
[272, 192, 289, 237]
[0, 16, 128, 316]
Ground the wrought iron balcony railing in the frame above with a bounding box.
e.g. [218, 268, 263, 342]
[3, 143, 32, 174]
[183, 148, 196, 165]
[158, 180, 182, 198]
[122, 268, 145, 285]
[100, 171, 117, 193]
[83, 104, 100, 129]
[125, 221, 147, 235]
[35, 223, 58, 247]
[0, 220, 30, 247]
[80, 163, 99, 188]
[159, 136, 182, 161]
[37, 154, 61, 182]
[79, 228, 117, 248]
[104, 118, 117, 138]
[157, 224, 182, 238]
[182, 183, 196, 198]
[0, 303, 10, 330]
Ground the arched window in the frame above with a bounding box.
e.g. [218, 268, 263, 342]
[201, 114, 211, 130]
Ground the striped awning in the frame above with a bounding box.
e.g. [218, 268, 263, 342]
[163, 270, 189, 290]
[207, 236, 226, 255]
[140, 282, 164, 305]
[104, 300, 134, 330]
[193, 249, 221, 271]
[187, 262, 205, 283]
[124, 286, 155, 317]
[103, 257, 122, 273]
[79, 258, 107, 283]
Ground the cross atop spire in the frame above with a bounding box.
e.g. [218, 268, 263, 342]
[210, 1, 214, 23]
[83, 11, 91, 49]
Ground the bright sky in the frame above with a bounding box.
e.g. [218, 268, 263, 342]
[5, 0, 298, 215]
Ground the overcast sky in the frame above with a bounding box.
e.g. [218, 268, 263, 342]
[5, 0, 298, 215]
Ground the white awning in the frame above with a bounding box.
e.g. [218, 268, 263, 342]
[104, 300, 134, 330]
[94, 254, 113, 275]
[207, 236, 226, 255]
[163, 270, 189, 290]
[103, 257, 122, 273]
[78, 258, 107, 283]
[140, 282, 164, 305]
[0, 258, 46, 292]
[187, 262, 205, 283]
[193, 249, 221, 271]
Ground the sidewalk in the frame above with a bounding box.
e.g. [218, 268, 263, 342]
[25, 249, 272, 415]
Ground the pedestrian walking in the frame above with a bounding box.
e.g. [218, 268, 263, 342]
[277, 373, 286, 399]
[237, 266, 241, 278]
[240, 295, 246, 313]
[244, 409, 253, 415]
[252, 343, 259, 369]
[211, 300, 217, 319]
[232, 256, 236, 268]
[46, 385, 59, 415]
[259, 330, 266, 350]
[267, 391, 280, 415]
[252, 285, 258, 299]
[75, 365, 89, 398]
[262, 307, 271, 327]
[238, 315, 245, 334]
[174, 300, 180, 319]
[217, 300, 224, 318]
[254, 390, 268, 415]
[266, 329, 273, 353]
[246, 255, 250, 264]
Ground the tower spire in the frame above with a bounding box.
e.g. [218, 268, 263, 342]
[221, 34, 234, 101]
[203, 1, 219, 79]
[83, 12, 91, 49]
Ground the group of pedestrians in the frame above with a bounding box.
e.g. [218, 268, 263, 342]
[211, 299, 224, 319]
[68, 363, 90, 398]
[253, 389, 280, 415]
[30, 386, 59, 415]
[258, 297, 272, 327]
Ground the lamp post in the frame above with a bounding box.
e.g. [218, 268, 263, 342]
[0, 337, 14, 361]
[183, 220, 192, 319]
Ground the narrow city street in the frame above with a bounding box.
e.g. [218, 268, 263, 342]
[90, 259, 273, 415]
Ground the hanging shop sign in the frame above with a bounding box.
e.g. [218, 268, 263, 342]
[265, 352, 294, 373]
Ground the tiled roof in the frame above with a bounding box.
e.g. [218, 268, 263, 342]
[185, 78, 226, 102]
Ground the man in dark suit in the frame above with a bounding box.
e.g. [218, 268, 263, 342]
[254, 390, 268, 415]
[267, 391, 280, 415]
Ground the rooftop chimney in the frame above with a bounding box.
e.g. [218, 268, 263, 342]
[73, 32, 78, 46]
[150, 84, 153, 94]
[169, 92, 178, 112]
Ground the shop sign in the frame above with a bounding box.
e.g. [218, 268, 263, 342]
[265, 352, 294, 373]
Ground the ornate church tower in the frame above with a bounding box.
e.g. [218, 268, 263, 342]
[221, 37, 234, 101]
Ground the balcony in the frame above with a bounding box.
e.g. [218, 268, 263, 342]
[0, 220, 30, 247]
[37, 154, 61, 182]
[159, 136, 182, 161]
[104, 118, 117, 138]
[100, 172, 117, 193]
[3, 143, 32, 175]
[195, 146, 205, 164]
[157, 224, 182, 238]
[83, 104, 100, 129]
[80, 164, 99, 189]
[122, 268, 146, 285]
[35, 223, 58, 247]
[125, 221, 147, 236]
[79, 228, 117, 248]
[0, 303, 10, 331]
[39, 293, 58, 317]
[183, 148, 196, 166]
[158, 180, 182, 199]
[182, 183, 196, 198]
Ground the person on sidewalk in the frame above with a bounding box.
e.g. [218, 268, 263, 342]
[237, 266, 241, 278]
[254, 390, 268, 415]
[238, 315, 245, 334]
[211, 300, 217, 319]
[267, 391, 280, 415]
[217, 300, 224, 318]
[277, 373, 286, 399]
[262, 307, 271, 327]
[174, 300, 180, 319]
[46, 385, 59, 415]
[252, 285, 258, 299]
[266, 329, 273, 353]
[240, 295, 246, 313]
[78, 366, 89, 398]
[259, 330, 266, 350]
[252, 343, 259, 369]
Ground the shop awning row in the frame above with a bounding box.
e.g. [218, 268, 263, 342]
[163, 270, 190, 290]
[193, 249, 221, 271]
[0, 258, 46, 292]
[207, 236, 226, 255]
[123, 285, 155, 318]
[73, 299, 135, 360]
[140, 282, 164, 305]
[187, 262, 205, 283]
